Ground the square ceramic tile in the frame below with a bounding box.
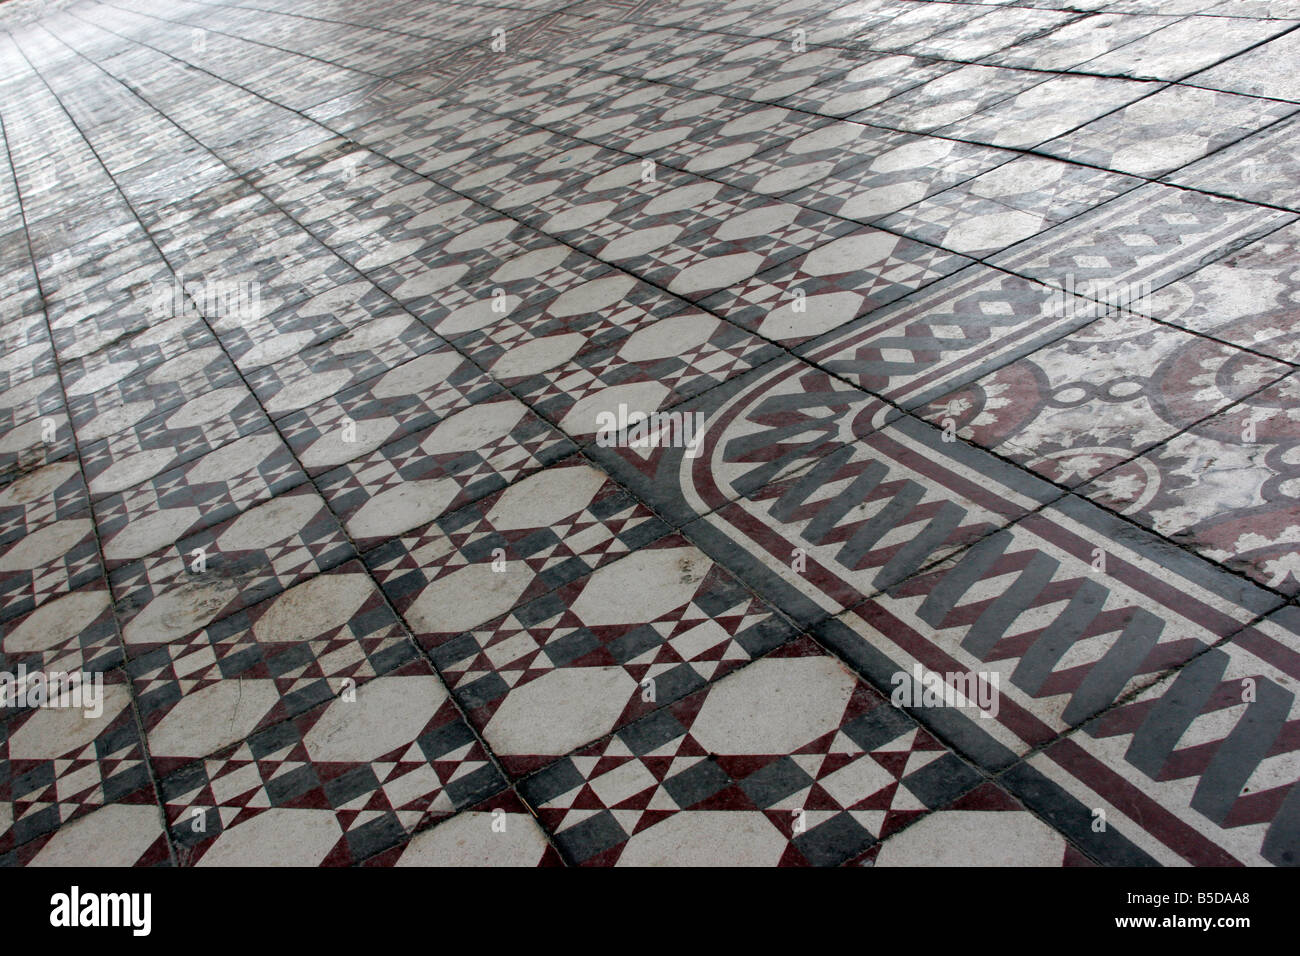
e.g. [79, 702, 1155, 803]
[110, 484, 355, 648]
[614, 200, 860, 300]
[1080, 375, 1300, 595]
[423, 535, 799, 775]
[799, 266, 1113, 409]
[1085, 15, 1292, 80]
[1041, 85, 1298, 178]
[316, 396, 576, 550]
[0, 670, 155, 858]
[1167, 113, 1300, 209]
[814, 493, 1280, 770]
[988, 13, 1170, 71]
[915, 312, 1292, 489]
[878, 156, 1140, 258]
[1140, 220, 1300, 362]
[78, 385, 269, 499]
[276, 347, 501, 475]
[92, 429, 308, 570]
[1007, 606, 1300, 865]
[699, 226, 972, 347]
[853, 65, 1046, 134]
[519, 638, 978, 866]
[367, 455, 671, 644]
[514, 308, 780, 439]
[990, 183, 1298, 296]
[158, 668, 506, 866]
[938, 74, 1161, 149]
[785, 133, 1011, 223]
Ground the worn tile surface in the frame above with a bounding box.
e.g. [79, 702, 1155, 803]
[0, 0, 1297, 868]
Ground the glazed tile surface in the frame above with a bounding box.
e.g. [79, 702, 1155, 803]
[0, 0, 1297, 868]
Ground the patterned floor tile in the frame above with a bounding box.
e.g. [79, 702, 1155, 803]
[317, 395, 576, 550]
[990, 183, 1298, 296]
[369, 226, 609, 334]
[1007, 604, 1300, 865]
[916, 312, 1292, 489]
[1080, 374, 1300, 595]
[1085, 15, 1292, 81]
[853, 64, 1046, 134]
[514, 308, 781, 438]
[863, 785, 1096, 866]
[878, 156, 1140, 258]
[10, 802, 169, 867]
[519, 638, 978, 866]
[0, 670, 155, 857]
[92, 428, 307, 570]
[451, 271, 689, 377]
[158, 666, 506, 866]
[0, 409, 75, 488]
[0, 506, 101, 624]
[1042, 85, 1298, 179]
[521, 163, 769, 260]
[6, 0, 1299, 870]
[687, 405, 1063, 627]
[614, 200, 860, 301]
[988, 12, 1170, 71]
[1167, 113, 1300, 210]
[127, 561, 418, 735]
[0, 458, 86, 550]
[78, 385, 269, 498]
[939, 74, 1161, 150]
[1139, 220, 1300, 362]
[910, 7, 1080, 61]
[277, 347, 501, 476]
[66, 342, 244, 446]
[423, 535, 799, 776]
[778, 53, 957, 118]
[367, 455, 671, 646]
[814, 493, 1281, 775]
[699, 226, 971, 347]
[721, 120, 911, 198]
[584, 353, 903, 526]
[110, 484, 355, 648]
[785, 133, 1011, 224]
[799, 266, 1113, 409]
[377, 793, 563, 866]
[242, 307, 443, 418]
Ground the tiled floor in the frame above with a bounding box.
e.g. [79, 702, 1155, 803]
[1, 0, 1298, 867]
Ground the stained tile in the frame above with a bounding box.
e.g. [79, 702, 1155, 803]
[1042, 85, 1298, 178]
[7, 0, 1300, 870]
[1168, 113, 1300, 209]
[1086, 15, 1292, 81]
[110, 484, 355, 648]
[1140, 220, 1300, 362]
[879, 156, 1140, 258]
[989, 183, 1298, 296]
[160, 669, 505, 866]
[700, 227, 971, 347]
[814, 493, 1280, 773]
[1006, 605, 1300, 865]
[916, 312, 1292, 489]
[0, 670, 154, 857]
[939, 74, 1161, 149]
[520, 639, 973, 866]
[1080, 375, 1300, 595]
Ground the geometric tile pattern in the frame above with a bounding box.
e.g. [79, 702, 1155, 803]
[3, 0, 1299, 869]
